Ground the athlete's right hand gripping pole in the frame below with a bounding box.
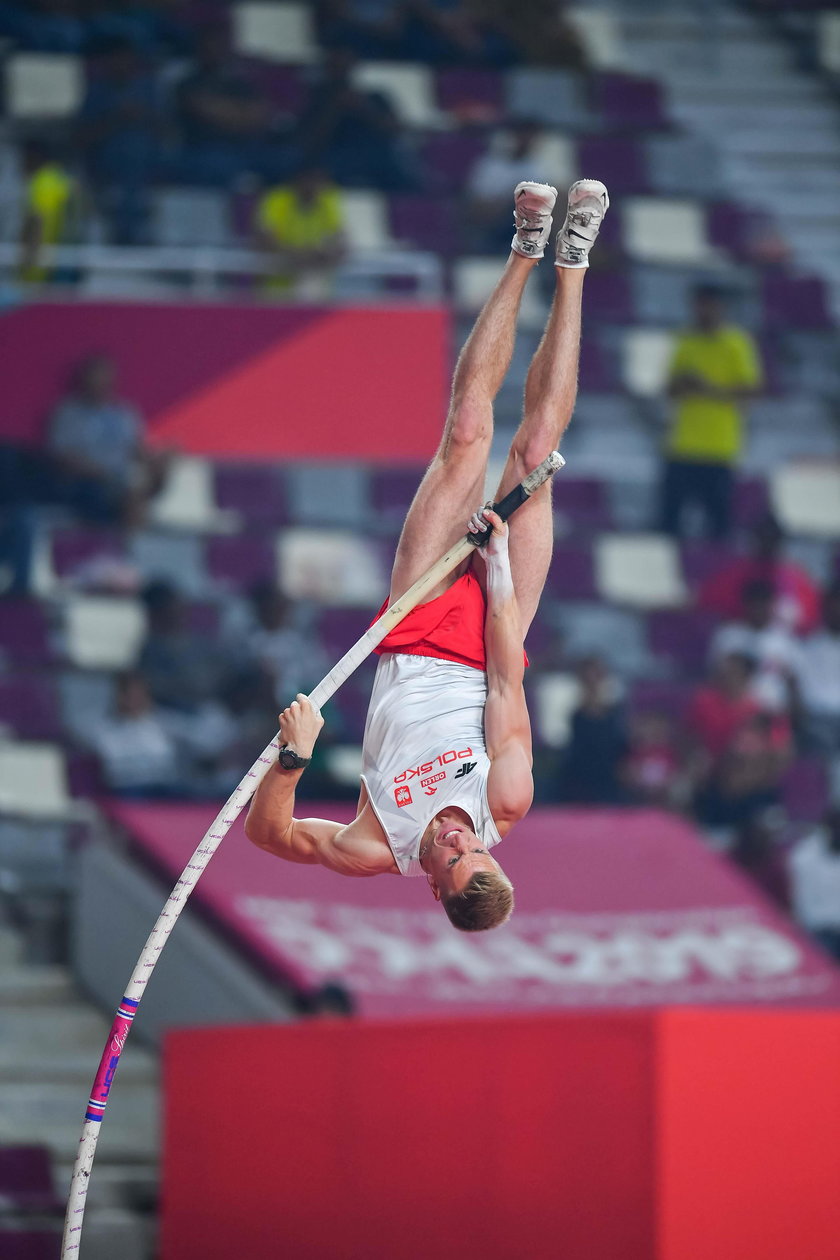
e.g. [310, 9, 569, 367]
[60, 449, 564, 1259]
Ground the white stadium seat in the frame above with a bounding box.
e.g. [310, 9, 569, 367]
[818, 14, 840, 74]
[352, 62, 440, 127]
[528, 133, 576, 192]
[622, 198, 715, 266]
[63, 596, 147, 670]
[565, 8, 624, 69]
[595, 534, 686, 609]
[622, 328, 673, 397]
[453, 258, 547, 328]
[151, 189, 232, 248]
[533, 673, 581, 749]
[149, 456, 238, 533]
[340, 191, 392, 252]
[276, 530, 387, 606]
[5, 54, 83, 119]
[0, 742, 73, 819]
[233, 3, 318, 63]
[770, 462, 840, 538]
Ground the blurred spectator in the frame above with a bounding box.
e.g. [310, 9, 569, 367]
[298, 50, 417, 190]
[660, 284, 763, 539]
[230, 580, 330, 707]
[795, 579, 840, 755]
[557, 655, 627, 804]
[88, 671, 179, 796]
[315, 0, 402, 58]
[687, 652, 763, 759]
[709, 579, 801, 713]
[484, 0, 586, 67]
[730, 812, 790, 909]
[0, 0, 86, 53]
[466, 120, 553, 250]
[138, 581, 239, 774]
[18, 139, 80, 284]
[174, 25, 294, 186]
[397, 1, 516, 68]
[620, 710, 684, 809]
[46, 353, 167, 528]
[694, 710, 792, 830]
[698, 514, 821, 636]
[77, 35, 162, 243]
[255, 167, 346, 297]
[788, 807, 840, 961]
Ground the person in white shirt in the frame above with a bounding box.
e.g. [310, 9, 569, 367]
[245, 179, 609, 932]
[788, 807, 840, 961]
[91, 672, 179, 795]
[796, 580, 840, 754]
[709, 578, 801, 713]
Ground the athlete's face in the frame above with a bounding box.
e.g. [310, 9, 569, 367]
[422, 808, 497, 901]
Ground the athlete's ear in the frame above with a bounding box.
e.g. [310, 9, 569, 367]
[426, 874, 441, 901]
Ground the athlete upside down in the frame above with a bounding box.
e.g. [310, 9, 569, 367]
[245, 179, 609, 931]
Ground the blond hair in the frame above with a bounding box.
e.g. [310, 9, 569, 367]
[443, 870, 514, 932]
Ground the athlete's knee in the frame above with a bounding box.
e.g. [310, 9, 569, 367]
[509, 433, 556, 480]
[443, 394, 493, 458]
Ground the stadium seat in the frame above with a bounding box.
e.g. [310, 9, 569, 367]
[48, 528, 131, 587]
[369, 465, 425, 529]
[595, 534, 686, 609]
[0, 742, 74, 820]
[770, 462, 840, 537]
[353, 62, 440, 127]
[389, 195, 460, 256]
[232, 3, 318, 63]
[340, 191, 392, 252]
[129, 530, 208, 596]
[622, 198, 714, 266]
[647, 608, 719, 675]
[533, 672, 581, 748]
[565, 7, 624, 68]
[151, 189, 232, 248]
[553, 479, 613, 534]
[627, 678, 691, 723]
[506, 69, 587, 129]
[62, 596, 146, 670]
[452, 258, 546, 328]
[645, 136, 722, 199]
[276, 530, 387, 606]
[58, 670, 116, 744]
[0, 676, 60, 741]
[0, 1228, 62, 1259]
[206, 534, 276, 591]
[5, 54, 82, 118]
[577, 137, 647, 194]
[318, 607, 376, 659]
[818, 13, 840, 74]
[0, 601, 52, 667]
[420, 131, 487, 193]
[544, 543, 597, 600]
[528, 133, 576, 191]
[621, 328, 673, 396]
[214, 463, 289, 525]
[592, 73, 665, 129]
[782, 757, 829, 823]
[149, 456, 237, 533]
[553, 602, 652, 676]
[434, 68, 504, 117]
[0, 1146, 60, 1214]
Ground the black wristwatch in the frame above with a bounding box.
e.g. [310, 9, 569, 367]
[278, 745, 311, 771]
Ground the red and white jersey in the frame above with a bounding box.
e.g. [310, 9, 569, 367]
[361, 653, 503, 877]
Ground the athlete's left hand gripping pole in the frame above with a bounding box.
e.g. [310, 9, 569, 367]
[61, 450, 564, 1257]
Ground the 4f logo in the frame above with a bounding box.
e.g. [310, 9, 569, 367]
[455, 762, 476, 779]
[394, 786, 412, 808]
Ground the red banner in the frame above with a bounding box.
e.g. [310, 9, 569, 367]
[112, 802, 840, 1015]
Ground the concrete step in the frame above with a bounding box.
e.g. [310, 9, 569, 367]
[53, 1157, 158, 1214]
[0, 925, 23, 966]
[0, 964, 77, 1004]
[0, 1043, 157, 1084]
[0, 1003, 113, 1051]
[0, 1079, 159, 1161]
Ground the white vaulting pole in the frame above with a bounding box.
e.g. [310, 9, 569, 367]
[61, 451, 564, 1257]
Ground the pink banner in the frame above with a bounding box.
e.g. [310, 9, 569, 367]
[111, 802, 840, 1016]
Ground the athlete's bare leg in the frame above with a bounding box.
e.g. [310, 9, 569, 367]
[494, 266, 586, 632]
[389, 252, 537, 602]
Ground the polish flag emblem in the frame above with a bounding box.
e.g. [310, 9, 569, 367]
[394, 786, 412, 807]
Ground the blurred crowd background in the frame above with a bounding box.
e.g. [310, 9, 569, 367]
[1, 3, 840, 1251]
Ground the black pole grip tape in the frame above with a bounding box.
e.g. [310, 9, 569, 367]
[466, 450, 563, 547]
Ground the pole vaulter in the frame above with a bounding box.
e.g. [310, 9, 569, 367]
[62, 177, 608, 1256]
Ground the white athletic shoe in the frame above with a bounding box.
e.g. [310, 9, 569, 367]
[555, 179, 610, 269]
[511, 181, 558, 260]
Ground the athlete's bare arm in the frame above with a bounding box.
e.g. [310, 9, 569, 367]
[471, 509, 534, 831]
[245, 695, 395, 876]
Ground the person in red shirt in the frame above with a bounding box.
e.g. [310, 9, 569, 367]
[687, 652, 762, 757]
[697, 514, 820, 636]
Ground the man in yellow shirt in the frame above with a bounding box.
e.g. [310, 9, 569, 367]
[19, 140, 78, 284]
[255, 167, 345, 296]
[661, 284, 762, 538]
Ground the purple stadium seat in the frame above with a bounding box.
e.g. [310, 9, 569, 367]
[782, 758, 829, 823]
[389, 195, 461, 255]
[628, 678, 692, 722]
[592, 74, 666, 130]
[578, 339, 616, 392]
[554, 479, 613, 533]
[680, 540, 731, 591]
[50, 528, 127, 581]
[0, 1146, 60, 1215]
[65, 750, 104, 799]
[206, 535, 276, 590]
[318, 607, 375, 659]
[545, 544, 596, 600]
[0, 675, 60, 740]
[186, 601, 220, 636]
[761, 275, 833, 331]
[370, 466, 424, 525]
[0, 600, 51, 666]
[435, 69, 505, 116]
[578, 138, 648, 194]
[647, 608, 719, 675]
[229, 190, 257, 242]
[215, 464, 288, 526]
[420, 130, 487, 193]
[0, 1233, 60, 1260]
[579, 270, 633, 323]
[706, 201, 754, 258]
[732, 477, 771, 530]
[244, 60, 305, 113]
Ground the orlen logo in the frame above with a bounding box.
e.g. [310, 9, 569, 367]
[421, 772, 445, 796]
[394, 786, 412, 808]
